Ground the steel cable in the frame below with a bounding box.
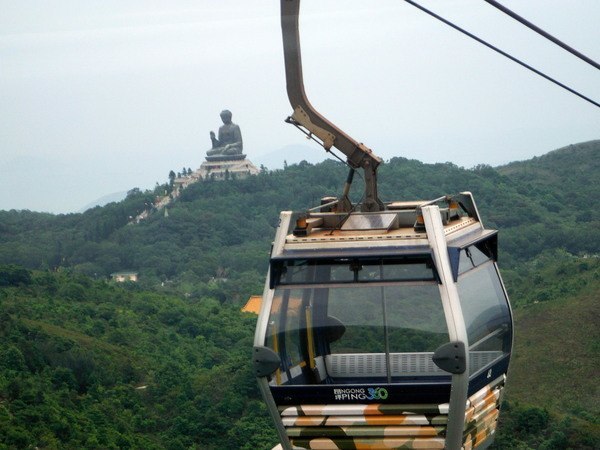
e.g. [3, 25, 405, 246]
[483, 0, 600, 71]
[404, 0, 600, 109]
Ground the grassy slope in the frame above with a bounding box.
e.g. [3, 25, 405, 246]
[507, 281, 599, 416]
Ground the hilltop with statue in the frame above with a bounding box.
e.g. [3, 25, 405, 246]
[198, 109, 259, 181]
[133, 110, 259, 223]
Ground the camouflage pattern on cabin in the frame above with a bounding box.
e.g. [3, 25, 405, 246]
[462, 375, 506, 450]
[278, 403, 448, 449]
[290, 436, 445, 449]
[276, 376, 506, 449]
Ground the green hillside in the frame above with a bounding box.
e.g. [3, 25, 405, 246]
[510, 269, 598, 415]
[497, 139, 600, 221]
[492, 254, 599, 449]
[0, 270, 275, 449]
[0, 140, 599, 449]
[2, 141, 599, 286]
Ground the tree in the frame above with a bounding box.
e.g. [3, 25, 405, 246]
[0, 264, 32, 286]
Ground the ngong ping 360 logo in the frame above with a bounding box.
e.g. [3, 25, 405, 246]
[333, 387, 388, 401]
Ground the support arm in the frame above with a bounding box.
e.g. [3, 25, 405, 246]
[281, 0, 384, 212]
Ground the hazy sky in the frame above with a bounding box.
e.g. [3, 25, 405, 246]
[1, 0, 599, 213]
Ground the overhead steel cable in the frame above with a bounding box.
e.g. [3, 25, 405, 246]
[484, 0, 600, 71]
[403, 0, 600, 109]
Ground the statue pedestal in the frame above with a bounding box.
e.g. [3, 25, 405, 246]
[198, 156, 260, 181]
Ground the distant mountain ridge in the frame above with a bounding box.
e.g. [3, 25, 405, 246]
[79, 191, 128, 213]
[498, 139, 599, 188]
[497, 139, 600, 221]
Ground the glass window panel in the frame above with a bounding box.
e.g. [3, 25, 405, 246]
[282, 260, 312, 283]
[381, 261, 436, 281]
[274, 256, 437, 286]
[329, 264, 355, 282]
[265, 292, 284, 382]
[355, 262, 382, 281]
[385, 284, 449, 353]
[265, 290, 308, 374]
[327, 286, 385, 354]
[284, 296, 304, 367]
[458, 245, 492, 275]
[457, 261, 512, 375]
[265, 257, 451, 385]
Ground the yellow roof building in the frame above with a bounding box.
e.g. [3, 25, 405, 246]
[241, 295, 262, 314]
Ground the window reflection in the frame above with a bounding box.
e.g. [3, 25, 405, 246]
[457, 256, 511, 376]
[266, 260, 451, 385]
[385, 284, 449, 353]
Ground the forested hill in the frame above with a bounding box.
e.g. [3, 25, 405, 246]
[0, 141, 599, 449]
[497, 139, 600, 220]
[1, 139, 598, 289]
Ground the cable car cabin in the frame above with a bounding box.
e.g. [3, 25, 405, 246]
[253, 193, 513, 450]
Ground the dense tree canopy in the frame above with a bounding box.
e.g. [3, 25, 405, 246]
[0, 140, 598, 448]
